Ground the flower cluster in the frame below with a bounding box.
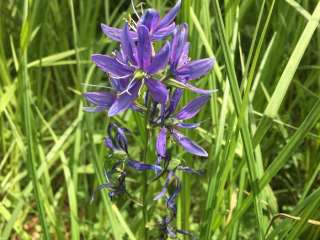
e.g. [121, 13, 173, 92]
[84, 1, 215, 238]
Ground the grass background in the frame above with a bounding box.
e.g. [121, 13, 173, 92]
[1, 0, 320, 239]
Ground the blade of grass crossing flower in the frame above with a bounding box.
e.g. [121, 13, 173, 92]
[210, 0, 266, 239]
[179, 1, 196, 235]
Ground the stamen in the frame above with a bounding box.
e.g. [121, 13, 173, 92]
[112, 73, 132, 80]
[118, 78, 137, 96]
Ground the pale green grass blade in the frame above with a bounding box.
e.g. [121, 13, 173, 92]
[285, 0, 312, 20]
[27, 49, 86, 68]
[254, 2, 320, 144]
[17, 1, 51, 238]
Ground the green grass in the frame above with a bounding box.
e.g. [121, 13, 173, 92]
[1, 0, 320, 239]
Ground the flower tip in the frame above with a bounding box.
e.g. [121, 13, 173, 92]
[176, 0, 182, 8]
[199, 151, 208, 157]
[207, 57, 215, 67]
[108, 108, 117, 117]
[91, 54, 100, 62]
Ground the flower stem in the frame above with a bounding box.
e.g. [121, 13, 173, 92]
[142, 95, 152, 240]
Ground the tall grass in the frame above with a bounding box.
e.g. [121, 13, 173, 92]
[0, 0, 320, 239]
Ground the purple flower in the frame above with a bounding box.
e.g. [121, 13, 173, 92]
[92, 23, 170, 116]
[83, 92, 116, 112]
[104, 123, 129, 153]
[101, 0, 181, 42]
[91, 161, 127, 201]
[155, 94, 210, 157]
[168, 24, 215, 95]
[127, 159, 162, 174]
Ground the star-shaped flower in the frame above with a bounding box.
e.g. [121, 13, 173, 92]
[88, 23, 171, 116]
[155, 92, 210, 157]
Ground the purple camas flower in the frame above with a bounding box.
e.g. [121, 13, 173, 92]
[155, 94, 210, 157]
[168, 23, 215, 95]
[84, 0, 217, 237]
[91, 23, 171, 116]
[101, 0, 181, 42]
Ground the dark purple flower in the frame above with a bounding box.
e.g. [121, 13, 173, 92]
[154, 171, 174, 201]
[156, 127, 167, 157]
[155, 94, 210, 157]
[101, 0, 181, 42]
[105, 123, 129, 153]
[92, 23, 170, 116]
[168, 24, 215, 95]
[127, 159, 162, 174]
[91, 162, 127, 201]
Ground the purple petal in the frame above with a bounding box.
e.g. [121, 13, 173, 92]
[170, 24, 188, 67]
[138, 9, 160, 32]
[177, 42, 190, 67]
[127, 159, 162, 172]
[176, 58, 214, 80]
[175, 95, 210, 120]
[156, 127, 167, 157]
[84, 92, 115, 107]
[104, 137, 115, 150]
[116, 127, 128, 153]
[166, 88, 183, 117]
[152, 23, 176, 40]
[154, 171, 173, 200]
[145, 78, 168, 104]
[121, 23, 137, 65]
[157, 0, 181, 29]
[166, 176, 181, 215]
[171, 129, 208, 157]
[91, 54, 134, 77]
[175, 122, 200, 129]
[110, 77, 130, 92]
[146, 42, 170, 74]
[137, 25, 152, 70]
[101, 24, 137, 41]
[108, 80, 142, 116]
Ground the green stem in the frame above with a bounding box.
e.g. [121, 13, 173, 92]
[142, 96, 152, 240]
